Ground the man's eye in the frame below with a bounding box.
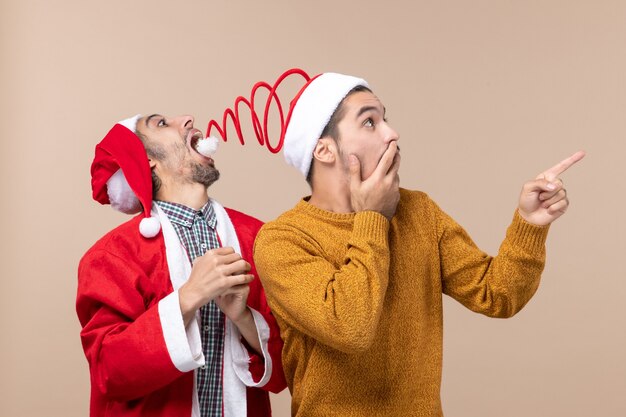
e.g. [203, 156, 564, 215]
[363, 118, 374, 128]
[157, 119, 167, 127]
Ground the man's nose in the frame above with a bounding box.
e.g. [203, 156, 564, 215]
[174, 114, 195, 129]
[384, 124, 400, 144]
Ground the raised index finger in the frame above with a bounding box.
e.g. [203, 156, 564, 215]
[373, 142, 398, 177]
[538, 150, 586, 180]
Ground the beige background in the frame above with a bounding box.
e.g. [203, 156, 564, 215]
[1, 0, 625, 416]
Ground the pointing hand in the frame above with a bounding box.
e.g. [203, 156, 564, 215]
[518, 151, 586, 226]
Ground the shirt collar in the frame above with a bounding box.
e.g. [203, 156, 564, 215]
[156, 200, 217, 229]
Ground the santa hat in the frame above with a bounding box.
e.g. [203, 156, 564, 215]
[206, 68, 369, 177]
[90, 114, 161, 238]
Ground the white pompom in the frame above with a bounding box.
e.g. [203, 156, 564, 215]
[139, 215, 161, 238]
[196, 136, 219, 157]
[107, 169, 142, 214]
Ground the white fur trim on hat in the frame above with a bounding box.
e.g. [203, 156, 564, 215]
[284, 73, 369, 177]
[106, 168, 142, 214]
[119, 114, 141, 133]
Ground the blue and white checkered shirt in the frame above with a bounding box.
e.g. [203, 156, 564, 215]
[156, 200, 224, 417]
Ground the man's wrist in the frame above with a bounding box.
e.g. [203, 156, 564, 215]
[178, 285, 200, 320]
[230, 306, 253, 327]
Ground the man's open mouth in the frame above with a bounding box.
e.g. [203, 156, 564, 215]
[189, 130, 204, 154]
[188, 129, 219, 158]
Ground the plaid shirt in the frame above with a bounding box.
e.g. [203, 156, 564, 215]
[156, 200, 224, 417]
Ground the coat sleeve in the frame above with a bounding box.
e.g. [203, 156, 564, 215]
[241, 279, 287, 393]
[77, 247, 203, 402]
[436, 202, 550, 318]
[253, 211, 391, 354]
[224, 208, 287, 393]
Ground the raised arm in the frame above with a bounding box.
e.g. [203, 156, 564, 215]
[77, 249, 195, 401]
[253, 212, 391, 354]
[441, 151, 585, 317]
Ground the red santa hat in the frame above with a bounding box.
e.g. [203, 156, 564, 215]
[90, 114, 161, 238]
[206, 68, 369, 177]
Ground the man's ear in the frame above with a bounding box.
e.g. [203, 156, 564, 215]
[312, 138, 337, 165]
[148, 158, 157, 169]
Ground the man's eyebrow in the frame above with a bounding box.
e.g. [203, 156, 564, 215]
[355, 106, 382, 119]
[144, 114, 161, 127]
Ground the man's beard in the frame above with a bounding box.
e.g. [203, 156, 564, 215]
[191, 162, 220, 188]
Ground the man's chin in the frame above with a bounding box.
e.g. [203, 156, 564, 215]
[193, 166, 220, 188]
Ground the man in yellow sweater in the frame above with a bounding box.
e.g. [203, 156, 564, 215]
[252, 72, 584, 416]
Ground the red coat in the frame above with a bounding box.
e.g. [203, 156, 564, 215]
[77, 202, 286, 417]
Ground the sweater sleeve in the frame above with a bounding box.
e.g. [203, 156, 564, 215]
[76, 248, 195, 402]
[437, 204, 549, 318]
[253, 211, 390, 354]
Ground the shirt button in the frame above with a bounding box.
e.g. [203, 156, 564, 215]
[201, 243, 207, 249]
[204, 325, 210, 332]
[200, 365, 207, 370]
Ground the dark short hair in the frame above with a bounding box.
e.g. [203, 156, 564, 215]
[320, 85, 371, 142]
[135, 129, 163, 198]
[306, 84, 372, 187]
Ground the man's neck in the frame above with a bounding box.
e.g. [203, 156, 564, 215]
[308, 170, 352, 214]
[156, 182, 209, 210]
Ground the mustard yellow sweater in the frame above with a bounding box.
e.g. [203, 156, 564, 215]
[253, 189, 549, 416]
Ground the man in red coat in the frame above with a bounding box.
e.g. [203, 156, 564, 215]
[77, 114, 286, 417]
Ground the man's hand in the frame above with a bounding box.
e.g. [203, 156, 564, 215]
[349, 142, 401, 220]
[216, 285, 264, 354]
[518, 151, 586, 226]
[178, 247, 254, 325]
[214, 283, 251, 324]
